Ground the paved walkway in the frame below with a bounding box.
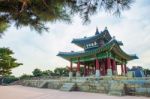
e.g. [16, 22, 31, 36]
[0, 85, 149, 99]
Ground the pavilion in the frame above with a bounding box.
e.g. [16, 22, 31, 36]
[57, 27, 138, 77]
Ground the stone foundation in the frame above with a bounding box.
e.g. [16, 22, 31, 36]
[20, 76, 150, 97]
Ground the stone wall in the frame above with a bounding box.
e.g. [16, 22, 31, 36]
[21, 79, 66, 89]
[20, 76, 150, 97]
[74, 78, 110, 93]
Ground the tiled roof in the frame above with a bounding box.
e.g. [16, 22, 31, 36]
[71, 29, 112, 47]
[57, 39, 138, 60]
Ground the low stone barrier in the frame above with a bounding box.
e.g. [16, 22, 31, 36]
[135, 88, 150, 96]
[21, 80, 65, 89]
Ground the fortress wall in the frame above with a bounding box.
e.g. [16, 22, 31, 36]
[20, 77, 150, 97]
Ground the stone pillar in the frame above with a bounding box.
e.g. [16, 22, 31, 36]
[106, 58, 112, 76]
[76, 58, 80, 77]
[121, 64, 124, 75]
[95, 58, 100, 77]
[69, 60, 73, 78]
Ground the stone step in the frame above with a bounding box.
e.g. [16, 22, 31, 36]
[60, 83, 76, 91]
[39, 81, 48, 88]
[108, 81, 125, 96]
[135, 88, 150, 94]
[109, 91, 125, 96]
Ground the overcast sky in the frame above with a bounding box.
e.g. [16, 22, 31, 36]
[0, 0, 150, 76]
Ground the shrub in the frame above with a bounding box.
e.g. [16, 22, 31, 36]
[0, 76, 19, 84]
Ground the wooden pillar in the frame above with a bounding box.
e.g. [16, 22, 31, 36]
[107, 58, 111, 69]
[111, 59, 116, 75]
[92, 66, 95, 74]
[96, 58, 100, 70]
[124, 64, 127, 74]
[87, 65, 90, 76]
[70, 60, 72, 72]
[95, 58, 100, 77]
[102, 60, 105, 76]
[111, 59, 114, 74]
[99, 60, 101, 75]
[104, 59, 107, 75]
[106, 58, 112, 76]
[77, 58, 80, 72]
[77, 62, 80, 71]
[76, 58, 80, 77]
[83, 64, 86, 76]
[114, 61, 117, 75]
[121, 64, 124, 75]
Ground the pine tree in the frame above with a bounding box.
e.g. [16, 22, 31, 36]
[0, 47, 22, 76]
[0, 0, 134, 35]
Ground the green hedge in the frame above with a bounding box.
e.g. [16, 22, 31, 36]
[0, 76, 19, 84]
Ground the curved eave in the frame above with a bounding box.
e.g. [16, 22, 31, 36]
[111, 44, 138, 61]
[57, 39, 114, 60]
[117, 41, 123, 46]
[57, 52, 83, 61]
[58, 46, 110, 60]
[57, 39, 138, 61]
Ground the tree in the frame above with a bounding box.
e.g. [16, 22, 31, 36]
[0, 47, 22, 76]
[0, 75, 19, 85]
[0, 18, 9, 37]
[42, 70, 53, 76]
[143, 68, 150, 77]
[54, 67, 69, 76]
[32, 68, 43, 77]
[20, 74, 33, 80]
[0, 0, 134, 36]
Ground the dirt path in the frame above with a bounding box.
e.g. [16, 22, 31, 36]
[0, 85, 149, 99]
